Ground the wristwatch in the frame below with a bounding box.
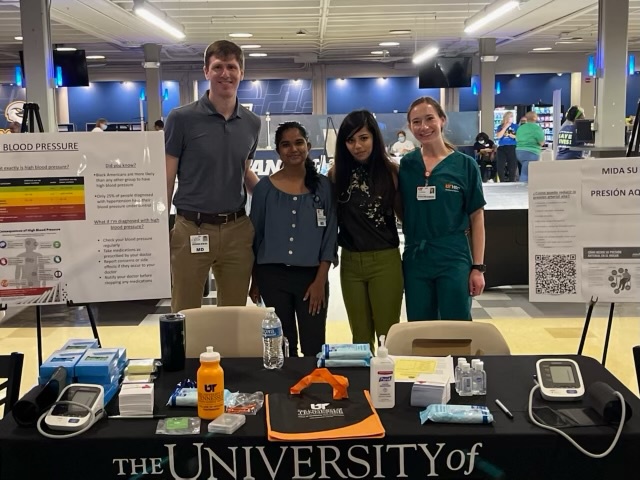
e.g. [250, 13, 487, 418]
[471, 264, 487, 273]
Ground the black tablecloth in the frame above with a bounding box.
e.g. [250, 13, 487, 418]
[1, 355, 639, 479]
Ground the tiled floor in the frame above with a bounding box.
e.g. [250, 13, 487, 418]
[2, 262, 640, 400]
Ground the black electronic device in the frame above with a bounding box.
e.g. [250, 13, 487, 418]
[575, 119, 595, 144]
[418, 57, 472, 88]
[19, 49, 89, 87]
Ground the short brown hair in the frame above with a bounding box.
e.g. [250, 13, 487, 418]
[204, 40, 244, 70]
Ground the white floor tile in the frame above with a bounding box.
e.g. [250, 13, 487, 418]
[484, 307, 531, 319]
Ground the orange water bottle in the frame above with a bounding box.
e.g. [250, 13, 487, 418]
[197, 346, 224, 420]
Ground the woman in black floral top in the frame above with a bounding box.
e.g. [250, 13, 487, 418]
[329, 110, 403, 352]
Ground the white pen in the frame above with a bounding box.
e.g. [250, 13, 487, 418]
[494, 399, 514, 419]
[109, 415, 166, 419]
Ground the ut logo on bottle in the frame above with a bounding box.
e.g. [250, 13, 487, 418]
[310, 403, 329, 410]
[204, 384, 218, 393]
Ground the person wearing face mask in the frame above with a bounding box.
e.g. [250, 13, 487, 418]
[329, 110, 403, 352]
[399, 96, 486, 322]
[473, 132, 496, 182]
[390, 130, 416, 156]
[91, 118, 108, 132]
[249, 122, 337, 357]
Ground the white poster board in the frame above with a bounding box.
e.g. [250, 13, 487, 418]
[0, 132, 171, 305]
[528, 158, 640, 303]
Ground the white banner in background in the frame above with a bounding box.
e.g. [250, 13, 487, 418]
[528, 158, 640, 303]
[0, 132, 171, 305]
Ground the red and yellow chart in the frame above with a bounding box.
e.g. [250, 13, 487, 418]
[0, 177, 86, 222]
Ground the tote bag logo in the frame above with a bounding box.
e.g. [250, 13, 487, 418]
[310, 403, 329, 410]
[298, 402, 344, 419]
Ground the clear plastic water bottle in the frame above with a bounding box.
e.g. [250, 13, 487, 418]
[262, 307, 284, 370]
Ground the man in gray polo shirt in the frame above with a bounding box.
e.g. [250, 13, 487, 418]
[165, 40, 261, 312]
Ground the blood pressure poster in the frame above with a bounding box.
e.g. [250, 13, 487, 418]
[0, 132, 171, 305]
[528, 158, 640, 303]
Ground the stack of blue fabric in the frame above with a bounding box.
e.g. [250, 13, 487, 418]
[316, 343, 372, 367]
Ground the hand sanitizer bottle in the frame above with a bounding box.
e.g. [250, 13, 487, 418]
[370, 335, 395, 409]
[459, 364, 473, 396]
[472, 361, 487, 395]
[455, 358, 467, 394]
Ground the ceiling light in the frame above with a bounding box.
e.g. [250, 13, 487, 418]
[240, 45, 261, 49]
[56, 47, 77, 52]
[249, 53, 267, 57]
[371, 50, 384, 55]
[14, 36, 23, 41]
[557, 73, 563, 76]
[464, 0, 520, 34]
[515, 74, 521, 77]
[412, 46, 439, 65]
[555, 41, 583, 45]
[86, 55, 106, 60]
[229, 33, 253, 38]
[296, 29, 308, 36]
[533, 47, 552, 51]
[379, 42, 400, 47]
[389, 29, 411, 34]
[252, 80, 260, 84]
[133, 0, 186, 40]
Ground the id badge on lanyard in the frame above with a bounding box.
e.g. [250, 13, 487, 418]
[417, 170, 436, 201]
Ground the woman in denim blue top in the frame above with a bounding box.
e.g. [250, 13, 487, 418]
[249, 122, 338, 356]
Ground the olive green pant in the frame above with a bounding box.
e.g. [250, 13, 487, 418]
[340, 248, 403, 352]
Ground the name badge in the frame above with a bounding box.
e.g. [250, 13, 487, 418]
[190, 234, 210, 253]
[417, 186, 436, 201]
[316, 209, 327, 227]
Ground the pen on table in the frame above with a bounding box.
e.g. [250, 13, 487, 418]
[109, 415, 166, 419]
[494, 399, 514, 419]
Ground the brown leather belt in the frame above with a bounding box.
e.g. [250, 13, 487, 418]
[177, 208, 246, 226]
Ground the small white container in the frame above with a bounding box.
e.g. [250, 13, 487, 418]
[207, 413, 246, 434]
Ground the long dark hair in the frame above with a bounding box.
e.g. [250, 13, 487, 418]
[275, 121, 320, 193]
[333, 110, 396, 209]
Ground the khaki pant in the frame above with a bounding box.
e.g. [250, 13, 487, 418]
[170, 214, 254, 312]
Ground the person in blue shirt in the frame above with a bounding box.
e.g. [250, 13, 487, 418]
[249, 122, 338, 357]
[495, 111, 519, 182]
[556, 105, 585, 160]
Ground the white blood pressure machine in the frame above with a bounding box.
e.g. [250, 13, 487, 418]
[535, 358, 585, 401]
[38, 384, 105, 438]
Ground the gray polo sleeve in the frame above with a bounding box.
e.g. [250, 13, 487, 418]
[318, 177, 338, 265]
[164, 109, 184, 158]
[249, 178, 268, 257]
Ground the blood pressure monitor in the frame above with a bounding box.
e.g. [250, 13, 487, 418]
[41, 384, 105, 435]
[536, 359, 585, 401]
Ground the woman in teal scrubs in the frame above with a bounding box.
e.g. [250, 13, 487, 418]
[399, 96, 486, 321]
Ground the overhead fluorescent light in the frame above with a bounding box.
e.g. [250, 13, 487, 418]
[86, 55, 106, 60]
[229, 33, 253, 38]
[249, 53, 267, 57]
[14, 36, 23, 41]
[533, 47, 552, 51]
[371, 50, 384, 55]
[412, 46, 439, 65]
[389, 29, 411, 34]
[240, 44, 261, 49]
[56, 46, 77, 51]
[481, 55, 499, 62]
[555, 41, 583, 45]
[464, 0, 520, 34]
[379, 42, 400, 47]
[133, 0, 186, 40]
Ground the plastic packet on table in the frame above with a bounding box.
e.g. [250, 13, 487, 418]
[156, 417, 201, 435]
[316, 356, 371, 367]
[320, 344, 372, 360]
[420, 404, 494, 425]
[167, 379, 197, 407]
[224, 389, 264, 415]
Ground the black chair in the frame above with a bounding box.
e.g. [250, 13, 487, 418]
[633, 346, 640, 393]
[0, 352, 24, 418]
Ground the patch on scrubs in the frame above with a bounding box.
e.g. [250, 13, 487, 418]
[444, 183, 461, 192]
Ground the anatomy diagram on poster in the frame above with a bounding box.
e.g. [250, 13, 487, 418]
[528, 158, 640, 303]
[0, 132, 171, 305]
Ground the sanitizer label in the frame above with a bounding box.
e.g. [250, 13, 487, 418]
[377, 370, 394, 400]
[263, 327, 282, 338]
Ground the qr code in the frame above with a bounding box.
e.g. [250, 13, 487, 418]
[535, 254, 577, 295]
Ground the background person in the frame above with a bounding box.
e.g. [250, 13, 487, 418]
[249, 122, 337, 357]
[399, 96, 486, 322]
[154, 120, 164, 131]
[164, 40, 261, 312]
[515, 111, 545, 182]
[8, 121, 21, 133]
[556, 105, 585, 160]
[473, 132, 497, 182]
[390, 130, 415, 156]
[330, 110, 403, 352]
[91, 118, 108, 132]
[495, 111, 519, 182]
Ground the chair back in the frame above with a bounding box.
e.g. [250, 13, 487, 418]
[181, 306, 267, 358]
[385, 321, 510, 356]
[0, 352, 24, 418]
[633, 346, 640, 393]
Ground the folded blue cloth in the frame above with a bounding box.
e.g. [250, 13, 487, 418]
[320, 344, 372, 360]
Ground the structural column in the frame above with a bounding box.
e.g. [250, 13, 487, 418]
[595, 0, 628, 147]
[441, 88, 460, 112]
[571, 72, 595, 119]
[55, 87, 69, 125]
[311, 64, 327, 114]
[20, 0, 56, 131]
[478, 38, 496, 136]
[143, 44, 163, 126]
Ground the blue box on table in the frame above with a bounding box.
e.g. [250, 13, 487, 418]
[60, 338, 99, 352]
[39, 350, 84, 383]
[75, 349, 118, 378]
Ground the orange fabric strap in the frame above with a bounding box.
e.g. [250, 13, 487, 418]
[289, 368, 350, 400]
